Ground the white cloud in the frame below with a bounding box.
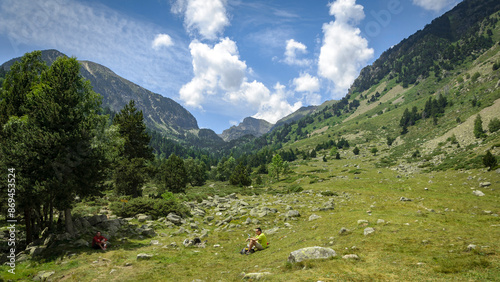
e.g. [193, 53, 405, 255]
[0, 0, 191, 95]
[293, 72, 320, 93]
[251, 83, 303, 124]
[293, 72, 321, 105]
[284, 39, 311, 66]
[412, 0, 458, 12]
[328, 0, 365, 24]
[172, 0, 229, 40]
[318, 0, 374, 98]
[179, 37, 301, 124]
[152, 33, 174, 50]
[179, 38, 246, 108]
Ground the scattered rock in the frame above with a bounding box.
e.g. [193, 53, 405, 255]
[242, 272, 272, 280]
[137, 253, 153, 260]
[167, 213, 182, 225]
[73, 239, 89, 248]
[376, 219, 385, 225]
[364, 227, 375, 236]
[33, 271, 55, 281]
[342, 254, 360, 260]
[339, 227, 349, 235]
[357, 220, 369, 225]
[400, 197, 412, 201]
[308, 214, 321, 221]
[284, 210, 300, 218]
[467, 244, 477, 251]
[266, 227, 279, 234]
[479, 182, 491, 187]
[473, 190, 485, 197]
[287, 246, 336, 263]
[136, 214, 151, 222]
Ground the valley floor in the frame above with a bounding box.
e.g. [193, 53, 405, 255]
[2, 158, 499, 281]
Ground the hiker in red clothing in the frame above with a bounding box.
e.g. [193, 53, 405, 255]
[92, 231, 108, 250]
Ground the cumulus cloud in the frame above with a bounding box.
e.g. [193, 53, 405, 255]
[172, 0, 229, 40]
[412, 0, 458, 12]
[293, 73, 321, 105]
[251, 83, 303, 124]
[293, 72, 320, 93]
[179, 38, 246, 107]
[318, 0, 374, 97]
[284, 39, 311, 66]
[152, 33, 174, 50]
[179, 38, 300, 123]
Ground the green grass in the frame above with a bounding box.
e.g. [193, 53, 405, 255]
[2, 154, 499, 281]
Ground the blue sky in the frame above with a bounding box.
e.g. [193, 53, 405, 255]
[0, 0, 461, 133]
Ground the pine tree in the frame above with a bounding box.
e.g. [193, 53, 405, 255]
[0, 52, 106, 240]
[483, 151, 497, 171]
[112, 100, 153, 197]
[161, 154, 188, 194]
[229, 163, 252, 186]
[474, 114, 486, 138]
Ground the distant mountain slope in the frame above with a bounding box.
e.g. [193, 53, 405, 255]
[350, 0, 500, 93]
[1, 49, 199, 138]
[219, 117, 273, 142]
[270, 105, 317, 131]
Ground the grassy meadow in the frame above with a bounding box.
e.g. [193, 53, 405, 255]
[2, 152, 499, 281]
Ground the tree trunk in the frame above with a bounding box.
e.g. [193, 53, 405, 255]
[24, 206, 32, 245]
[65, 208, 75, 235]
[48, 202, 54, 231]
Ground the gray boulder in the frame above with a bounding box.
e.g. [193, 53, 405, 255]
[284, 210, 300, 218]
[137, 253, 153, 260]
[141, 228, 156, 237]
[364, 227, 375, 236]
[308, 214, 321, 221]
[166, 213, 182, 225]
[342, 254, 360, 260]
[288, 246, 336, 263]
[33, 270, 55, 281]
[473, 190, 485, 197]
[87, 214, 107, 226]
[242, 272, 272, 280]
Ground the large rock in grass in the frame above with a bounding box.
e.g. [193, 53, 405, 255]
[284, 210, 300, 218]
[166, 213, 182, 225]
[287, 247, 336, 263]
[33, 270, 55, 281]
[137, 253, 153, 260]
[473, 190, 485, 197]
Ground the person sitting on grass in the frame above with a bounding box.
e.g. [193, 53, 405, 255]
[92, 231, 108, 251]
[246, 227, 267, 254]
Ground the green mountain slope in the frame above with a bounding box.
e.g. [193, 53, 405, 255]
[229, 0, 500, 172]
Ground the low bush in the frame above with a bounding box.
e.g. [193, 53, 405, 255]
[284, 184, 303, 194]
[110, 197, 191, 219]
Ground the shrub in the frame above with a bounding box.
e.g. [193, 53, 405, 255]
[284, 184, 303, 194]
[474, 114, 486, 138]
[321, 191, 338, 197]
[110, 197, 190, 219]
[488, 117, 500, 133]
[483, 151, 497, 171]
